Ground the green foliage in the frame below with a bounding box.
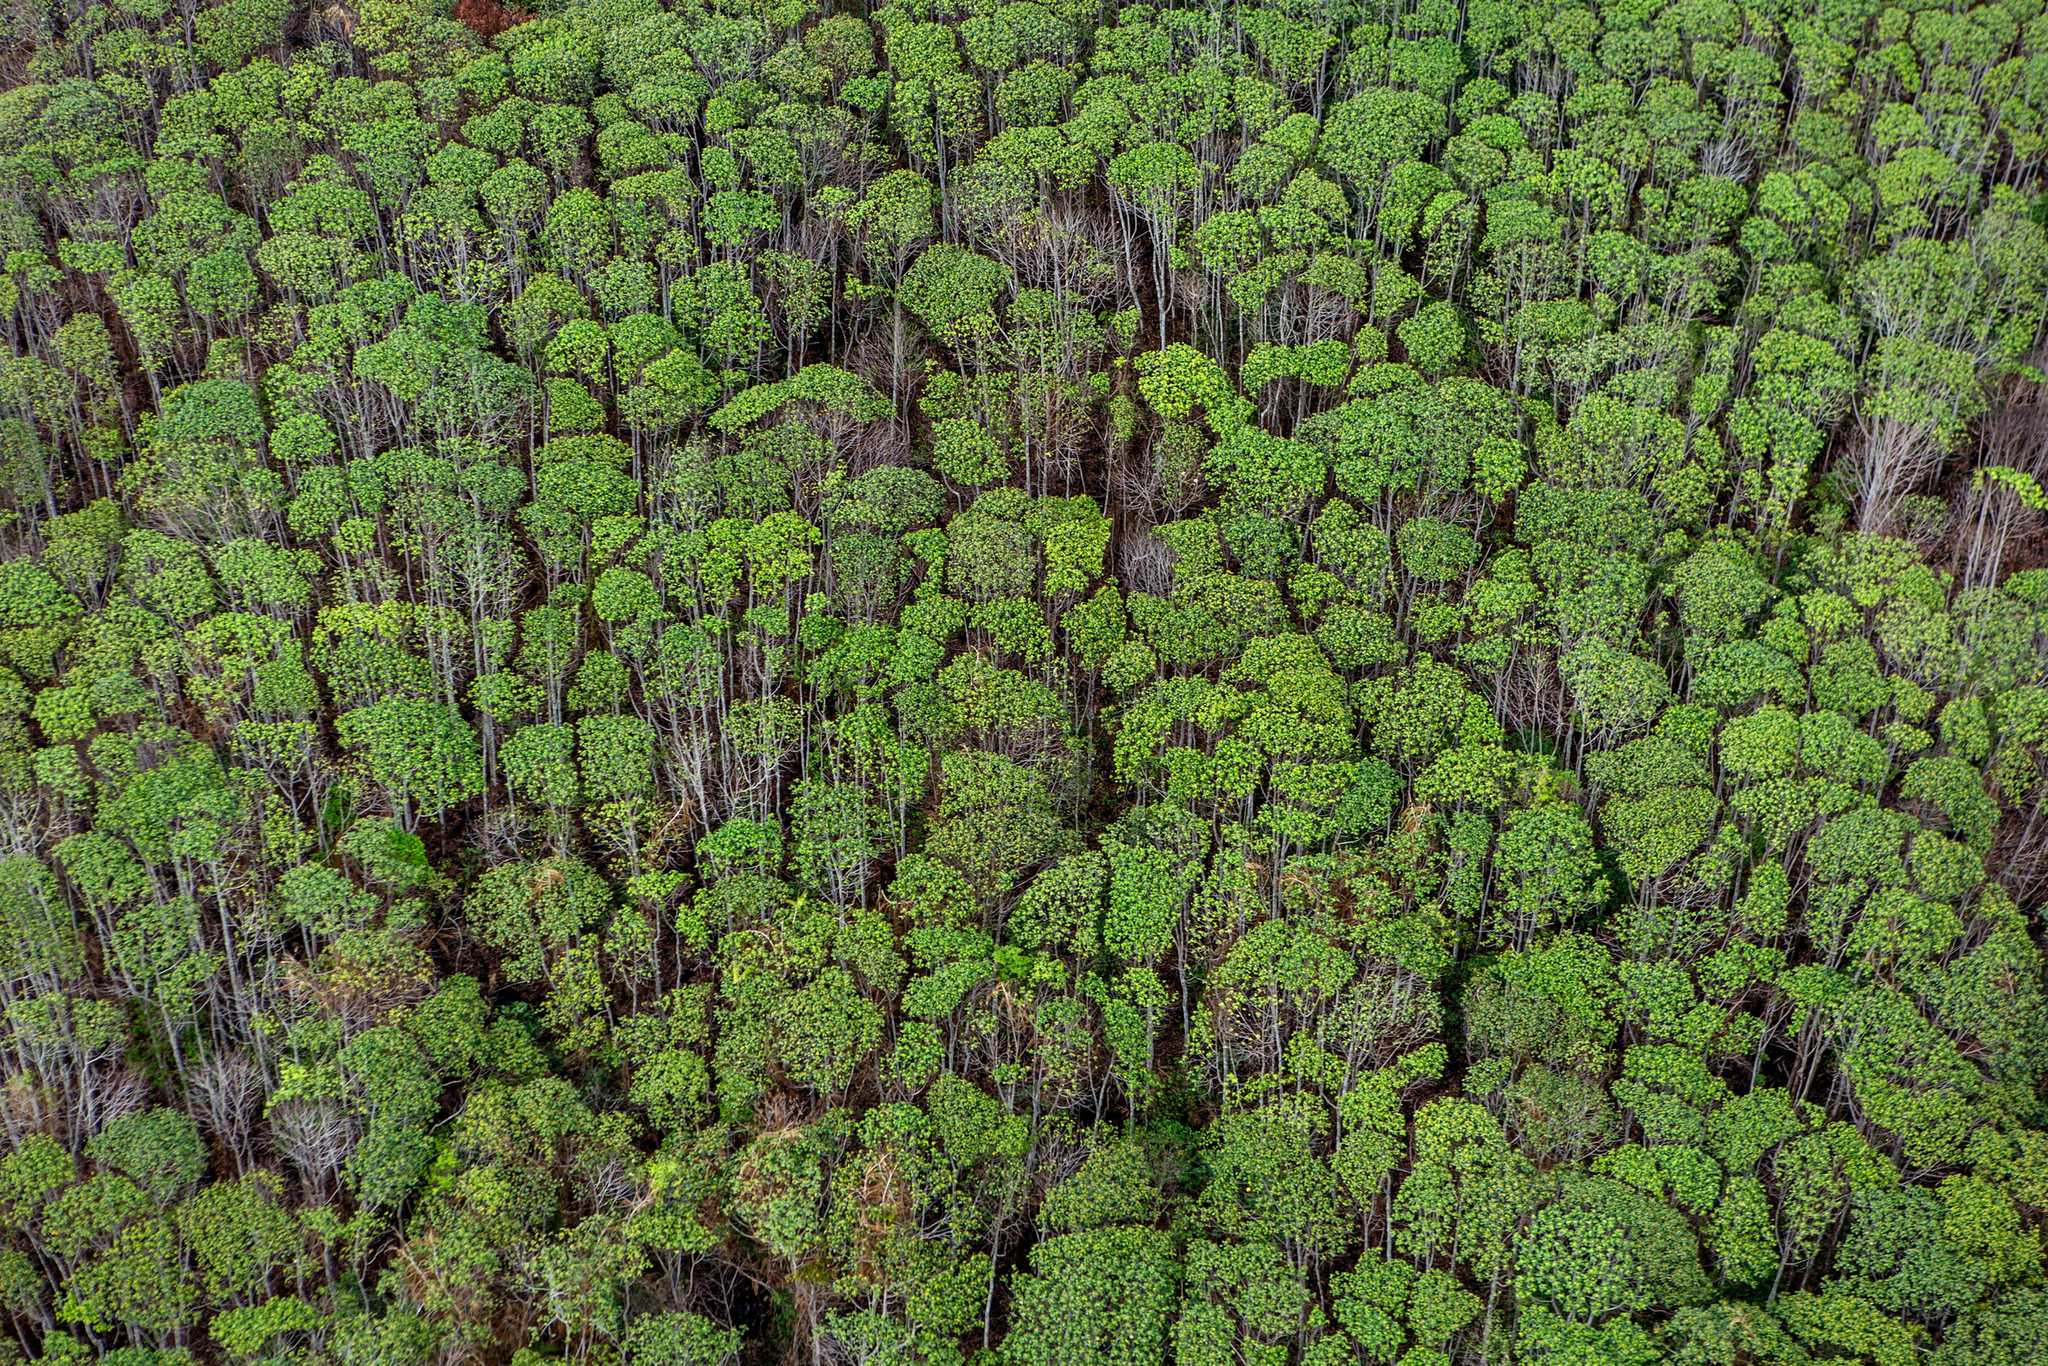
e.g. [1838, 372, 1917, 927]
[0, 1, 2044, 1359]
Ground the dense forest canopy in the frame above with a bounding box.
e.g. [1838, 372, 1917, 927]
[1, 0, 2047, 1361]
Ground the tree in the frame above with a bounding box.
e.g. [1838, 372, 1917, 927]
[1002, 1228, 1180, 1366]
[335, 697, 484, 827]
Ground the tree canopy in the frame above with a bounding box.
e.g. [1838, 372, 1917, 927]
[0, 0, 2045, 1362]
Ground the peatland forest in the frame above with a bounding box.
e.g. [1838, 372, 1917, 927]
[3, 0, 2048, 1362]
